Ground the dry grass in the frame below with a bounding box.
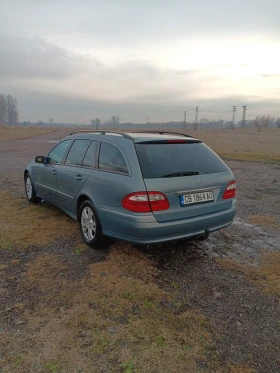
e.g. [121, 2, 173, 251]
[219, 251, 280, 297]
[1, 126, 275, 372]
[0, 126, 58, 141]
[25, 253, 68, 290]
[2, 245, 255, 373]
[177, 128, 280, 164]
[248, 214, 279, 228]
[215, 365, 255, 373]
[1, 126, 280, 163]
[2, 245, 215, 373]
[0, 191, 79, 249]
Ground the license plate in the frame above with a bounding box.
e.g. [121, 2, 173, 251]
[180, 190, 214, 205]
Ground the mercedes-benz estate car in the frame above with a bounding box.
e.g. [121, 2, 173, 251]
[24, 130, 237, 247]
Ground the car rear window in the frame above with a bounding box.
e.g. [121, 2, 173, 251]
[135, 142, 228, 178]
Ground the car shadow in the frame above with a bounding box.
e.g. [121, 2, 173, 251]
[134, 239, 208, 270]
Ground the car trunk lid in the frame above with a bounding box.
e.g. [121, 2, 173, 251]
[135, 140, 234, 223]
[143, 172, 232, 222]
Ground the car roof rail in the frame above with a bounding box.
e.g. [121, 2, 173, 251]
[69, 130, 134, 139]
[131, 130, 194, 138]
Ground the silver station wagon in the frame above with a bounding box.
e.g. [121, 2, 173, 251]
[24, 131, 237, 247]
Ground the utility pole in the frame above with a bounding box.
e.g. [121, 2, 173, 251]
[232, 106, 237, 129]
[183, 111, 187, 131]
[194, 106, 199, 130]
[241, 105, 247, 128]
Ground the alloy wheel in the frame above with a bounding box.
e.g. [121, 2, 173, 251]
[26, 176, 33, 200]
[81, 206, 96, 241]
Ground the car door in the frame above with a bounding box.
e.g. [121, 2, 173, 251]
[35, 139, 72, 202]
[55, 139, 98, 213]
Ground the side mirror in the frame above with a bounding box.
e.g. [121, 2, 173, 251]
[35, 156, 45, 164]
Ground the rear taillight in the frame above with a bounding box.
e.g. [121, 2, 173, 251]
[223, 181, 236, 199]
[122, 192, 170, 212]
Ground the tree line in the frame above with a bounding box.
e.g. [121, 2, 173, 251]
[91, 116, 120, 129]
[197, 116, 280, 131]
[3, 101, 280, 131]
[0, 94, 19, 126]
[90, 116, 280, 131]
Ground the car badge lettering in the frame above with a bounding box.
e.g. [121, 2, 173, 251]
[197, 177, 203, 186]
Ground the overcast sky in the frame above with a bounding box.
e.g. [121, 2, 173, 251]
[0, 0, 280, 123]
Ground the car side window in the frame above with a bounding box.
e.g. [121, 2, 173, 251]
[65, 140, 91, 166]
[82, 141, 97, 168]
[46, 140, 72, 165]
[99, 142, 129, 174]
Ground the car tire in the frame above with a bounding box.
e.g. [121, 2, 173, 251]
[25, 173, 38, 203]
[79, 200, 104, 248]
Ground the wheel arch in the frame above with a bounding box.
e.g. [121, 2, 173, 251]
[76, 194, 92, 220]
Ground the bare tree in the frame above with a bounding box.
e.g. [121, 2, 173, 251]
[6, 95, 19, 125]
[199, 118, 209, 124]
[276, 118, 280, 128]
[0, 94, 6, 125]
[91, 118, 102, 130]
[48, 118, 55, 125]
[251, 115, 274, 132]
[111, 115, 120, 128]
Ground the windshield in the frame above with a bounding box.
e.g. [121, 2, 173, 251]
[135, 143, 228, 179]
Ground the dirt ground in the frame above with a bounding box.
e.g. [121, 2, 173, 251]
[0, 127, 280, 373]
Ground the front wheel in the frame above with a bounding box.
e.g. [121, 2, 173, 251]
[79, 200, 104, 248]
[25, 173, 38, 203]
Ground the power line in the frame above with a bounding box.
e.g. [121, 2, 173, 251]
[183, 111, 187, 130]
[194, 106, 199, 130]
[232, 106, 237, 129]
[241, 105, 247, 128]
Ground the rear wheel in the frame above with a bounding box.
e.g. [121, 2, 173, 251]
[79, 200, 104, 248]
[25, 173, 38, 203]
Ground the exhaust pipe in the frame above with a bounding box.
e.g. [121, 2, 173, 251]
[196, 229, 210, 241]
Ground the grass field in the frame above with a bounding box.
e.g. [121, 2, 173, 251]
[0, 197, 255, 372]
[0, 126, 59, 141]
[1, 125, 279, 164]
[183, 127, 280, 164]
[1, 125, 280, 372]
[0, 188, 259, 372]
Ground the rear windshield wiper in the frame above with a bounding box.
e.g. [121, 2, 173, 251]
[161, 171, 201, 177]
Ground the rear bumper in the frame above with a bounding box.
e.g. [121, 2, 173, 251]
[99, 199, 237, 244]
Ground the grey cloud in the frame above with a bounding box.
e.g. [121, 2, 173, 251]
[1, 0, 279, 125]
[0, 0, 279, 46]
[0, 33, 195, 104]
[0, 34, 102, 80]
[13, 85, 280, 124]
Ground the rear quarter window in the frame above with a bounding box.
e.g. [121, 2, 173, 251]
[99, 142, 129, 174]
[135, 142, 228, 178]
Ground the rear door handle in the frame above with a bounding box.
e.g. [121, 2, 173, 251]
[51, 170, 57, 175]
[75, 175, 82, 181]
